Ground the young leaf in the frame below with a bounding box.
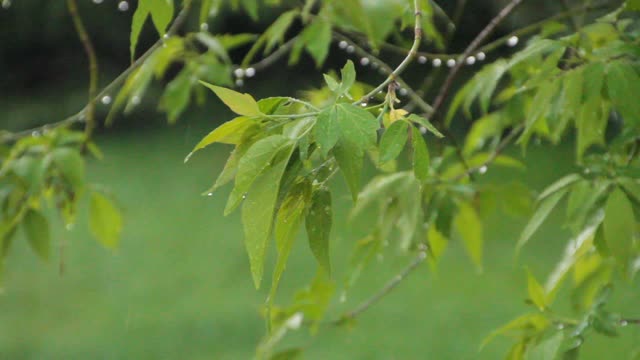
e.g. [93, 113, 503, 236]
[300, 18, 332, 67]
[23, 209, 50, 260]
[226, 135, 290, 215]
[537, 173, 581, 200]
[379, 120, 408, 164]
[334, 140, 364, 202]
[411, 127, 430, 181]
[89, 192, 123, 250]
[185, 116, 257, 162]
[481, 313, 550, 349]
[339, 60, 356, 94]
[314, 106, 340, 158]
[526, 331, 564, 360]
[199, 81, 263, 117]
[306, 189, 332, 274]
[323, 74, 340, 92]
[264, 10, 299, 53]
[407, 114, 444, 138]
[242, 145, 295, 289]
[336, 103, 379, 151]
[130, 0, 173, 60]
[426, 224, 448, 272]
[160, 67, 193, 124]
[50, 147, 85, 188]
[603, 187, 635, 264]
[453, 202, 483, 271]
[517, 187, 569, 252]
[606, 61, 640, 126]
[526, 269, 547, 310]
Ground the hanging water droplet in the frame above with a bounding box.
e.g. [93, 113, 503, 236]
[241, 194, 247, 199]
[101, 95, 112, 105]
[339, 292, 347, 303]
[1, 0, 11, 9]
[507, 36, 519, 47]
[131, 95, 141, 106]
[338, 40, 348, 49]
[418, 56, 427, 64]
[200, 23, 209, 31]
[478, 165, 488, 174]
[245, 67, 256, 78]
[446, 59, 456, 68]
[207, 193, 213, 197]
[117, 1, 129, 11]
[235, 79, 244, 87]
[92, 0, 103, 4]
[620, 320, 629, 327]
[399, 88, 408, 96]
[346, 45, 355, 54]
[420, 126, 427, 134]
[233, 68, 245, 78]
[360, 57, 370, 66]
[476, 52, 486, 61]
[360, 102, 368, 107]
[432, 58, 442, 67]
[465, 56, 476, 65]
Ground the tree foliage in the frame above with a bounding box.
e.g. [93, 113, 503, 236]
[3, 0, 640, 358]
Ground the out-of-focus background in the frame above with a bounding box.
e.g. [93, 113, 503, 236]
[1, 1, 639, 359]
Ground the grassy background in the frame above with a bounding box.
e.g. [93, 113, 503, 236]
[1, 108, 639, 359]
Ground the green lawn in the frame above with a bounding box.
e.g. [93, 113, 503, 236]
[1, 112, 639, 359]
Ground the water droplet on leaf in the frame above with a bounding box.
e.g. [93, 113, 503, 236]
[420, 126, 427, 134]
[207, 193, 213, 197]
[620, 320, 629, 327]
[418, 56, 427, 64]
[478, 166, 488, 174]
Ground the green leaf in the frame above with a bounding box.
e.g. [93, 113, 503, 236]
[526, 331, 564, 360]
[537, 173, 581, 200]
[603, 187, 635, 264]
[23, 209, 50, 260]
[226, 135, 290, 215]
[314, 106, 340, 158]
[205, 142, 251, 193]
[619, 177, 640, 204]
[264, 10, 299, 53]
[89, 192, 123, 250]
[628, 0, 640, 11]
[185, 116, 257, 162]
[301, 18, 332, 67]
[268, 348, 303, 360]
[351, 172, 413, 218]
[379, 120, 408, 163]
[583, 62, 605, 101]
[336, 103, 379, 150]
[553, 67, 584, 141]
[50, 147, 85, 188]
[242, 144, 295, 289]
[520, 79, 560, 141]
[12, 155, 45, 193]
[411, 127, 430, 181]
[607, 61, 640, 126]
[130, 0, 150, 60]
[576, 100, 607, 160]
[306, 189, 332, 274]
[517, 187, 568, 252]
[323, 74, 340, 92]
[130, 0, 173, 60]
[481, 313, 550, 349]
[160, 67, 193, 123]
[199, 81, 263, 117]
[453, 202, 483, 271]
[271, 182, 310, 301]
[527, 269, 547, 310]
[407, 114, 444, 138]
[427, 224, 448, 272]
[339, 60, 356, 94]
[334, 140, 364, 202]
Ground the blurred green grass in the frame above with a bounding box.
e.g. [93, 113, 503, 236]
[1, 115, 639, 359]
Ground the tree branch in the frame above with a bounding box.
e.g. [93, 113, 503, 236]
[1, 1, 193, 143]
[429, 0, 524, 119]
[355, 0, 422, 105]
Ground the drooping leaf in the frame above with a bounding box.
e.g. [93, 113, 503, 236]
[481, 313, 550, 349]
[426, 224, 448, 272]
[334, 140, 364, 202]
[517, 187, 569, 252]
[526, 269, 547, 310]
[23, 209, 50, 260]
[379, 120, 408, 164]
[603, 187, 635, 265]
[306, 189, 332, 274]
[407, 114, 444, 138]
[185, 116, 257, 162]
[89, 192, 123, 250]
[314, 106, 340, 158]
[242, 144, 295, 288]
[537, 173, 581, 200]
[576, 100, 607, 160]
[264, 10, 299, 53]
[453, 202, 483, 271]
[411, 126, 430, 181]
[130, 0, 174, 59]
[200, 81, 263, 117]
[50, 147, 85, 188]
[160, 66, 193, 123]
[526, 331, 564, 360]
[339, 60, 356, 94]
[607, 61, 640, 126]
[300, 18, 332, 67]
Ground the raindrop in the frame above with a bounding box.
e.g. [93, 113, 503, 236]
[200, 23, 209, 31]
[287, 312, 304, 330]
[1, 0, 11, 9]
[465, 56, 476, 65]
[446, 59, 456, 68]
[360, 102, 368, 107]
[101, 95, 112, 105]
[360, 57, 370, 66]
[117, 1, 129, 11]
[432, 58, 442, 67]
[241, 194, 247, 199]
[235, 79, 244, 87]
[163, 34, 169, 40]
[476, 52, 486, 61]
[507, 36, 519, 47]
[418, 56, 427, 64]
[92, 0, 103, 3]
[338, 40, 348, 49]
[207, 193, 213, 197]
[478, 165, 488, 174]
[420, 126, 427, 134]
[339, 292, 347, 303]
[620, 320, 629, 327]
[346, 45, 355, 54]
[245, 67, 256, 78]
[399, 88, 408, 96]
[131, 95, 141, 105]
[31, 131, 40, 137]
[233, 68, 245, 78]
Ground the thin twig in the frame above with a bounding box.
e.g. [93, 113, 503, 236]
[1, 1, 193, 143]
[429, 0, 524, 119]
[66, 0, 98, 140]
[250, 36, 298, 72]
[334, 251, 427, 324]
[355, 0, 422, 105]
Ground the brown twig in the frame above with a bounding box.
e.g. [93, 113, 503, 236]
[429, 0, 524, 119]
